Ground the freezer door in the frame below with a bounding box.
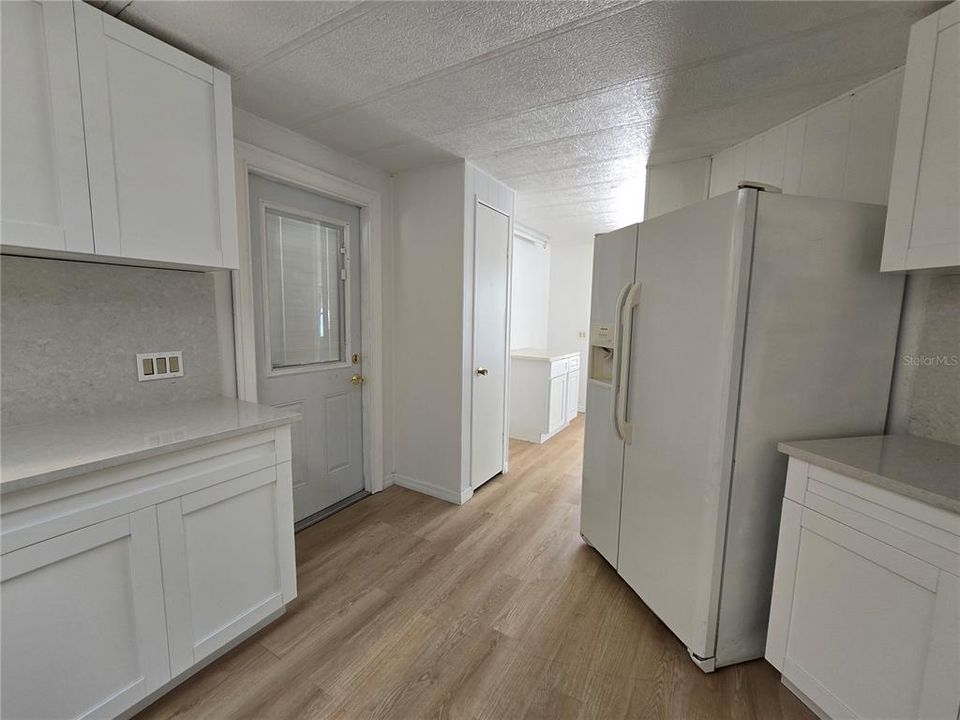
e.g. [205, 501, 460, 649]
[617, 190, 753, 660]
[580, 225, 637, 567]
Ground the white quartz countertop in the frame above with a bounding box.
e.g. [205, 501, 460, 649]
[511, 348, 580, 362]
[1, 397, 300, 494]
[778, 434, 960, 514]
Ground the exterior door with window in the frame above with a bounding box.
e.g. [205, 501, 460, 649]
[249, 174, 363, 522]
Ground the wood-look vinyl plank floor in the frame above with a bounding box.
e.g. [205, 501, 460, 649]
[135, 416, 814, 720]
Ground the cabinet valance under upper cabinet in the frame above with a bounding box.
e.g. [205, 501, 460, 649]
[882, 1, 959, 272]
[0, 1, 239, 271]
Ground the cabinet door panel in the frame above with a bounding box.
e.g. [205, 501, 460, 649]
[910, 21, 959, 259]
[548, 375, 566, 432]
[883, 5, 960, 271]
[785, 510, 943, 720]
[158, 467, 287, 675]
[1, 509, 169, 720]
[1, 0, 93, 254]
[565, 369, 580, 423]
[74, 2, 237, 269]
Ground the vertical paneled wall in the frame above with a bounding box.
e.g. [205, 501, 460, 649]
[709, 70, 904, 205]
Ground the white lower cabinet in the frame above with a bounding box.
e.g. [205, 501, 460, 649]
[158, 465, 295, 675]
[0, 426, 296, 720]
[510, 350, 580, 444]
[767, 459, 960, 720]
[1, 510, 169, 720]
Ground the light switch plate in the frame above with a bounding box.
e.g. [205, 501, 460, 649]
[137, 351, 184, 382]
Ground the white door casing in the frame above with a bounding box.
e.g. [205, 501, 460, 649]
[233, 142, 384, 496]
[471, 201, 511, 488]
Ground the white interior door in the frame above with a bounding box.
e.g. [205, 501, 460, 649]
[249, 174, 364, 522]
[471, 202, 510, 488]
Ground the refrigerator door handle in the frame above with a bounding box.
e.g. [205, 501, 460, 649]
[616, 282, 642, 445]
[609, 281, 632, 440]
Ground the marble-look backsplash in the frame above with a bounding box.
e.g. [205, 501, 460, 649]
[1, 256, 222, 427]
[889, 273, 960, 446]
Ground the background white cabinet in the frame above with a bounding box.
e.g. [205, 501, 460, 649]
[158, 465, 295, 675]
[0, 0, 93, 255]
[510, 350, 580, 443]
[767, 458, 960, 720]
[1, 509, 170, 720]
[74, 1, 238, 269]
[883, 2, 959, 272]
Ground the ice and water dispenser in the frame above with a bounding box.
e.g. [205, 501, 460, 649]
[588, 323, 616, 383]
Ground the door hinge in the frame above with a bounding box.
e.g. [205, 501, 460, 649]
[340, 268, 347, 280]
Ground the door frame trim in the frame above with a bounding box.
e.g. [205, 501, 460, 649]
[233, 140, 385, 494]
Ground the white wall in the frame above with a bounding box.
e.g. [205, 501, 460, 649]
[510, 228, 551, 349]
[708, 69, 904, 203]
[392, 161, 466, 502]
[644, 157, 711, 220]
[547, 240, 594, 412]
[392, 160, 516, 502]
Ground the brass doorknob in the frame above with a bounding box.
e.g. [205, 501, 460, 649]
[475, 367, 489, 376]
[351, 374, 365, 385]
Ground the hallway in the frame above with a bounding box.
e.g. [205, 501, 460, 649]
[136, 417, 814, 720]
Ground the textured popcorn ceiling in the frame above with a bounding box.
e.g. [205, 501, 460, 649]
[101, 0, 941, 240]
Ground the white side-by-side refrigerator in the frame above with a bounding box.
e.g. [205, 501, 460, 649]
[580, 187, 905, 671]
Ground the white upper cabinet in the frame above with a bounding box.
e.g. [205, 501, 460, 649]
[0, 1, 238, 270]
[883, 2, 959, 272]
[74, 1, 238, 269]
[0, 1, 93, 254]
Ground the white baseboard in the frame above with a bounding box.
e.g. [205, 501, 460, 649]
[392, 473, 472, 505]
[382, 474, 395, 489]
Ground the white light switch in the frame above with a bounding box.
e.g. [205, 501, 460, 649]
[137, 351, 184, 382]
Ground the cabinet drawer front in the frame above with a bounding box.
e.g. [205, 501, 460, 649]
[550, 359, 568, 378]
[567, 355, 580, 371]
[1, 509, 169, 720]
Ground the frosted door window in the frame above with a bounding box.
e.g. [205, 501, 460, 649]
[264, 210, 344, 368]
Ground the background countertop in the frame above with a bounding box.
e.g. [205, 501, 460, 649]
[510, 348, 580, 362]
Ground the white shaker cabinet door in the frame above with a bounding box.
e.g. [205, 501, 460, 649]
[775, 507, 959, 720]
[883, 2, 959, 272]
[157, 465, 296, 676]
[565, 369, 580, 423]
[548, 374, 567, 433]
[0, 509, 170, 720]
[0, 0, 93, 255]
[73, 1, 238, 269]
